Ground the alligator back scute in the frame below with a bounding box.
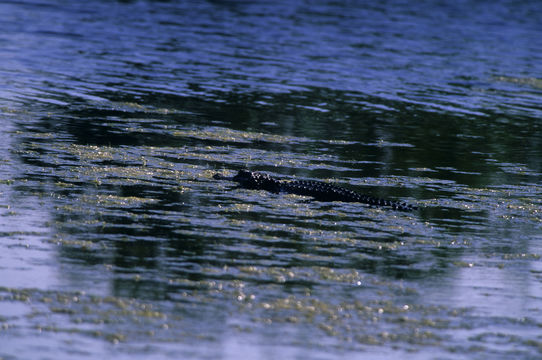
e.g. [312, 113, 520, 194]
[284, 180, 356, 202]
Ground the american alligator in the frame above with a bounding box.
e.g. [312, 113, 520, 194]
[213, 170, 417, 211]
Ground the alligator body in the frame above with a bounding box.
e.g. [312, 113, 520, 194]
[213, 170, 417, 211]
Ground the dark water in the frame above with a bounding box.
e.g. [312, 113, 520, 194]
[1, 0, 542, 359]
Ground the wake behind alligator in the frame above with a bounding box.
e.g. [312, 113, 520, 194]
[214, 170, 417, 211]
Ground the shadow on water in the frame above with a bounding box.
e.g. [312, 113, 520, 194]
[15, 87, 542, 286]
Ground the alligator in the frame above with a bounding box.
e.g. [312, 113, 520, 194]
[213, 169, 417, 211]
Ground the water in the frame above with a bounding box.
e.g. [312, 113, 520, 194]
[1, 0, 542, 359]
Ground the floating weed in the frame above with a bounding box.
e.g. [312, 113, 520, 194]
[493, 76, 542, 89]
[108, 101, 188, 115]
[172, 126, 308, 145]
[54, 181, 74, 188]
[82, 194, 159, 208]
[0, 287, 173, 344]
[66, 144, 116, 162]
[501, 253, 541, 261]
[48, 237, 97, 250]
[251, 293, 453, 347]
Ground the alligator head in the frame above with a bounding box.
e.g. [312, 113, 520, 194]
[214, 169, 281, 193]
[232, 169, 254, 185]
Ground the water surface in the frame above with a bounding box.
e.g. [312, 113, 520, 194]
[1, 1, 542, 359]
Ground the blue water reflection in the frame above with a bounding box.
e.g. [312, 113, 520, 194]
[1, 0, 542, 359]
